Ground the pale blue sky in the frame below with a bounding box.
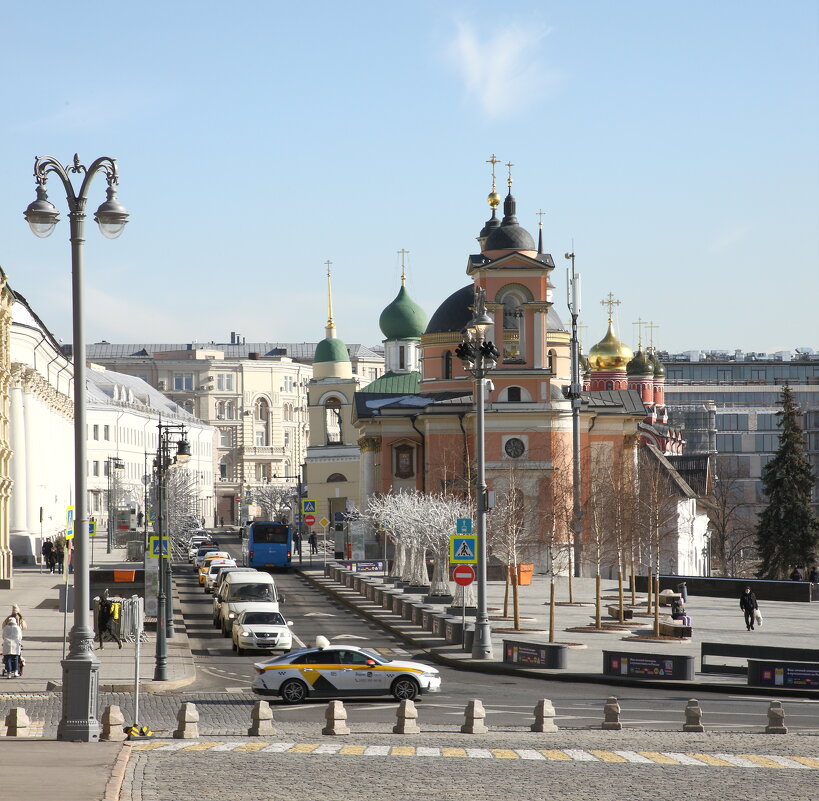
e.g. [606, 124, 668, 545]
[1, 1, 817, 354]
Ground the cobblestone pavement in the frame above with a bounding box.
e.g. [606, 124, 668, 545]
[120, 726, 819, 801]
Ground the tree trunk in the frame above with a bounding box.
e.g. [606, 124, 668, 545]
[512, 566, 520, 630]
[647, 565, 653, 612]
[503, 567, 510, 617]
[595, 572, 602, 629]
[653, 574, 660, 637]
[617, 566, 625, 623]
[567, 565, 574, 604]
[630, 556, 636, 606]
[548, 579, 556, 643]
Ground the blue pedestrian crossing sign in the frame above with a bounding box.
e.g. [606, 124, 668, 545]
[301, 499, 317, 514]
[456, 518, 473, 534]
[65, 506, 75, 541]
[450, 534, 477, 564]
[148, 536, 169, 558]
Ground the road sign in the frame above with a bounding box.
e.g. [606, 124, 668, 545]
[89, 521, 97, 537]
[301, 499, 317, 514]
[303, 513, 316, 526]
[65, 506, 75, 540]
[456, 517, 473, 534]
[319, 517, 329, 528]
[453, 564, 475, 586]
[148, 536, 169, 558]
[450, 534, 477, 564]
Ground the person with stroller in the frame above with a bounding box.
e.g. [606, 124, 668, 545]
[2, 615, 22, 677]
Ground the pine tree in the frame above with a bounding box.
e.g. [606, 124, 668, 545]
[755, 384, 819, 578]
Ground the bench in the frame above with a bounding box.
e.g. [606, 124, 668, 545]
[657, 589, 682, 607]
[701, 642, 819, 675]
[606, 604, 634, 621]
[658, 618, 692, 638]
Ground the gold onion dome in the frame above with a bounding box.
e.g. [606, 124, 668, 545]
[588, 320, 633, 371]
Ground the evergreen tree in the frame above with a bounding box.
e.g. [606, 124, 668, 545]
[755, 384, 819, 578]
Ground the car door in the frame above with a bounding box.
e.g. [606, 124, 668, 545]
[331, 649, 382, 694]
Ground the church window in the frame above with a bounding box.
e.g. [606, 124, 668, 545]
[399, 345, 405, 370]
[327, 473, 347, 482]
[394, 444, 414, 479]
[507, 386, 522, 402]
[547, 349, 556, 372]
[325, 397, 342, 444]
[606, 380, 614, 391]
[443, 351, 452, 379]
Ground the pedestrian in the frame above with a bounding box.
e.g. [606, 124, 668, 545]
[292, 530, 301, 555]
[790, 566, 803, 581]
[9, 605, 26, 631]
[219, 516, 224, 527]
[2, 616, 22, 677]
[739, 586, 759, 630]
[96, 589, 123, 650]
[309, 531, 318, 554]
[54, 542, 65, 574]
[810, 566, 819, 583]
[41, 538, 54, 572]
[670, 596, 692, 626]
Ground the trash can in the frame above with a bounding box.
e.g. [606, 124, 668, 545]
[516, 564, 535, 586]
[677, 582, 688, 602]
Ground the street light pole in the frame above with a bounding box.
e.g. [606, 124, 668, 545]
[456, 286, 499, 660]
[106, 456, 124, 554]
[24, 154, 128, 742]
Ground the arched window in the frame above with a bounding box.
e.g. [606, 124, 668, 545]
[399, 345, 406, 370]
[547, 349, 557, 372]
[327, 473, 347, 482]
[256, 398, 269, 421]
[443, 351, 452, 380]
[225, 401, 235, 420]
[507, 386, 522, 402]
[325, 397, 342, 444]
[254, 398, 270, 446]
[183, 399, 194, 414]
[216, 400, 225, 420]
[606, 380, 614, 391]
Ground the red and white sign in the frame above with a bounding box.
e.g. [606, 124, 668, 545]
[453, 564, 475, 586]
[303, 513, 316, 526]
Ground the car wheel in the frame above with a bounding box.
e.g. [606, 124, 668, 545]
[391, 676, 419, 701]
[280, 679, 308, 704]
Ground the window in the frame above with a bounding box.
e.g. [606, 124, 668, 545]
[220, 429, 232, 448]
[183, 400, 194, 414]
[507, 386, 522, 402]
[399, 346, 405, 370]
[716, 433, 743, 452]
[256, 399, 269, 421]
[547, 349, 557, 372]
[716, 413, 748, 431]
[443, 351, 452, 380]
[92, 461, 100, 477]
[755, 433, 781, 452]
[219, 460, 228, 480]
[255, 431, 266, 446]
[225, 401, 235, 420]
[325, 398, 342, 444]
[216, 373, 234, 391]
[284, 431, 290, 447]
[756, 414, 779, 431]
[394, 444, 414, 479]
[93, 424, 99, 440]
[174, 373, 194, 391]
[103, 425, 110, 440]
[327, 473, 347, 482]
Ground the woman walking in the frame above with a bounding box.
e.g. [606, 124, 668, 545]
[739, 586, 759, 630]
[2, 616, 22, 677]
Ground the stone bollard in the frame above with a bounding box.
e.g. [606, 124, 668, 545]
[322, 700, 350, 736]
[531, 699, 559, 733]
[765, 700, 788, 734]
[4, 707, 30, 737]
[173, 702, 200, 739]
[602, 696, 622, 731]
[393, 699, 421, 734]
[682, 699, 704, 733]
[248, 700, 277, 736]
[100, 705, 127, 741]
[460, 699, 488, 734]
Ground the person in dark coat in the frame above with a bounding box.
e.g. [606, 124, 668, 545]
[54, 543, 65, 573]
[41, 539, 54, 573]
[97, 589, 123, 649]
[809, 566, 819, 583]
[309, 532, 318, 554]
[790, 567, 803, 581]
[670, 597, 692, 626]
[739, 586, 759, 630]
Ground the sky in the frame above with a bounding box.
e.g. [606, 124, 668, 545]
[1, 1, 817, 355]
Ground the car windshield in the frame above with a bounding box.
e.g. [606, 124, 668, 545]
[229, 584, 274, 601]
[243, 612, 285, 626]
[209, 562, 233, 573]
[196, 547, 218, 557]
[355, 649, 386, 664]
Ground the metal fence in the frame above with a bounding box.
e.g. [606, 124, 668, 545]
[93, 594, 148, 643]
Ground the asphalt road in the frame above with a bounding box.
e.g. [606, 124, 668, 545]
[177, 534, 819, 733]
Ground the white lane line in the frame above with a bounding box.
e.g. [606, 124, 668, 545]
[515, 749, 546, 760]
[712, 754, 760, 768]
[613, 751, 655, 764]
[416, 747, 441, 757]
[664, 753, 709, 766]
[211, 743, 243, 751]
[312, 743, 344, 754]
[465, 748, 493, 758]
[261, 742, 296, 752]
[155, 742, 192, 751]
[364, 745, 391, 756]
[564, 749, 599, 761]
[760, 755, 811, 769]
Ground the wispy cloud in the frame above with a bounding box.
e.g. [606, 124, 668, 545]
[447, 20, 558, 119]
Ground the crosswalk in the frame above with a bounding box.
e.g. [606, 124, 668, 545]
[129, 740, 819, 769]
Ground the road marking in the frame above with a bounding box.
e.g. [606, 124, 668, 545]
[539, 750, 573, 761]
[515, 749, 546, 760]
[688, 753, 736, 767]
[638, 751, 681, 765]
[465, 748, 493, 758]
[391, 746, 415, 756]
[332, 634, 368, 640]
[304, 612, 336, 617]
[588, 750, 628, 763]
[564, 749, 599, 761]
[417, 747, 441, 757]
[491, 749, 519, 759]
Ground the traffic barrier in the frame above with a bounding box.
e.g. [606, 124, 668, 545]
[602, 696, 622, 730]
[765, 700, 787, 734]
[460, 699, 488, 734]
[100, 705, 127, 741]
[393, 699, 421, 734]
[4, 707, 30, 737]
[531, 699, 558, 732]
[683, 699, 704, 732]
[248, 701, 277, 736]
[173, 702, 200, 739]
[322, 700, 351, 736]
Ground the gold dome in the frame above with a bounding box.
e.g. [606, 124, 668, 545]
[487, 190, 501, 209]
[588, 320, 633, 371]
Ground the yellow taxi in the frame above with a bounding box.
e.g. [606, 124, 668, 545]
[197, 551, 231, 585]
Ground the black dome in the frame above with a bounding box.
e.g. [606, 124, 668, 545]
[425, 284, 475, 335]
[484, 223, 535, 251]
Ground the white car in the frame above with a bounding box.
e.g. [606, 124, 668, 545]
[252, 642, 442, 704]
[187, 537, 214, 562]
[232, 605, 294, 655]
[204, 559, 237, 592]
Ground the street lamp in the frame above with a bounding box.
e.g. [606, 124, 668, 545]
[455, 286, 500, 660]
[24, 154, 128, 742]
[152, 422, 190, 681]
[106, 457, 125, 554]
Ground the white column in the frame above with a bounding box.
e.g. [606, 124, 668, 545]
[9, 385, 27, 534]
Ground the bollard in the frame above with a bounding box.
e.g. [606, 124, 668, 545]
[460, 699, 488, 734]
[173, 702, 200, 739]
[765, 700, 787, 734]
[248, 700, 277, 736]
[531, 699, 559, 733]
[682, 699, 704, 733]
[393, 699, 421, 734]
[322, 700, 351, 736]
[602, 696, 622, 731]
[100, 705, 127, 741]
[4, 707, 30, 737]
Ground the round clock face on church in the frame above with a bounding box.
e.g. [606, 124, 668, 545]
[504, 438, 525, 458]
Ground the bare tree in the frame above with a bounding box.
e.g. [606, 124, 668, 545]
[707, 456, 756, 576]
[254, 483, 296, 522]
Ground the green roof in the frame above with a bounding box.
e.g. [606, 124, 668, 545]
[379, 285, 428, 341]
[358, 371, 421, 394]
[314, 336, 350, 364]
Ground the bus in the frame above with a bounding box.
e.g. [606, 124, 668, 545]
[242, 521, 293, 570]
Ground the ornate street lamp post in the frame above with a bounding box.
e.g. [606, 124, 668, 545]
[152, 421, 190, 681]
[106, 456, 125, 554]
[455, 287, 500, 660]
[24, 154, 128, 741]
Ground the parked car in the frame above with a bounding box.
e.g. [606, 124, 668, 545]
[231, 606, 294, 655]
[214, 573, 283, 636]
[252, 642, 441, 703]
[203, 559, 236, 591]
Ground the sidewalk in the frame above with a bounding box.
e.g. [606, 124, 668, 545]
[301, 564, 819, 696]
[0, 546, 195, 693]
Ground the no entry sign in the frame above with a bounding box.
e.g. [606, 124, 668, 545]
[453, 564, 475, 586]
[303, 514, 316, 526]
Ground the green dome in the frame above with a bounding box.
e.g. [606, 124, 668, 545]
[379, 285, 428, 341]
[314, 336, 350, 364]
[627, 348, 653, 376]
[649, 350, 666, 378]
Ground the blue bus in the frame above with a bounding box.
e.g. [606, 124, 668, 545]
[242, 522, 293, 570]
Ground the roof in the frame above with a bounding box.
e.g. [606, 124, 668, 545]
[379, 285, 428, 340]
[354, 391, 473, 420]
[667, 453, 711, 495]
[643, 444, 699, 499]
[314, 337, 351, 364]
[358, 371, 421, 394]
[582, 389, 647, 416]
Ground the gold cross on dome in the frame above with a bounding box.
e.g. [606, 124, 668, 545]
[536, 209, 545, 227]
[632, 317, 646, 348]
[397, 249, 409, 285]
[505, 161, 514, 186]
[600, 292, 621, 321]
[486, 154, 500, 189]
[646, 320, 660, 349]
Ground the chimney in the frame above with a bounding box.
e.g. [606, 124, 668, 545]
[249, 352, 260, 360]
[230, 332, 236, 345]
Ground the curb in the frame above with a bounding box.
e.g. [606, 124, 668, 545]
[104, 742, 132, 801]
[297, 568, 819, 700]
